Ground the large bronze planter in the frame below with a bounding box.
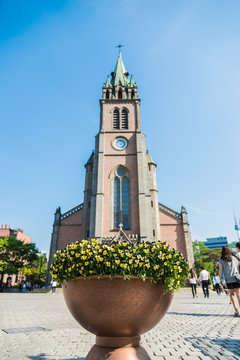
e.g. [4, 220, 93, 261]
[63, 275, 173, 359]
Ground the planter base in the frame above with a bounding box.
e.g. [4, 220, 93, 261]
[86, 336, 151, 360]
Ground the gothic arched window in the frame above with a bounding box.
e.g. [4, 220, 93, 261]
[113, 168, 130, 229]
[106, 90, 110, 99]
[121, 108, 128, 129]
[113, 108, 120, 129]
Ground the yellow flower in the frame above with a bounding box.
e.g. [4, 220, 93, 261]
[103, 250, 107, 255]
[106, 262, 111, 267]
[100, 257, 103, 262]
[164, 262, 167, 266]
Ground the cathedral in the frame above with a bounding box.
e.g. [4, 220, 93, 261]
[47, 52, 194, 281]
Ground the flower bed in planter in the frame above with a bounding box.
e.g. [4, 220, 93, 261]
[51, 239, 189, 292]
[51, 240, 189, 360]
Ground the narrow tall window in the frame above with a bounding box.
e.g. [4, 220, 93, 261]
[113, 169, 130, 229]
[106, 90, 110, 99]
[113, 109, 120, 129]
[114, 177, 120, 228]
[118, 88, 122, 99]
[121, 109, 128, 129]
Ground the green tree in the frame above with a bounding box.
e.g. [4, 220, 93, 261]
[22, 254, 47, 284]
[192, 241, 222, 277]
[228, 241, 237, 249]
[0, 237, 38, 285]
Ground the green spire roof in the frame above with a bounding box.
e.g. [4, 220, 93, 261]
[104, 75, 111, 88]
[111, 52, 129, 87]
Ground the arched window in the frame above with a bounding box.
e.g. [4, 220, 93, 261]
[121, 108, 128, 129]
[106, 90, 110, 99]
[113, 168, 130, 229]
[131, 90, 135, 99]
[118, 88, 122, 99]
[113, 108, 120, 129]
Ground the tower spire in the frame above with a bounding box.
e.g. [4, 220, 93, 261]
[102, 50, 137, 100]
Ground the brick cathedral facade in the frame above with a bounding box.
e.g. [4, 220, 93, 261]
[47, 52, 194, 281]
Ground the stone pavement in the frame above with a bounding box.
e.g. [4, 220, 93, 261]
[0, 289, 239, 360]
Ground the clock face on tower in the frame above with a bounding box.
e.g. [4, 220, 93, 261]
[114, 138, 127, 150]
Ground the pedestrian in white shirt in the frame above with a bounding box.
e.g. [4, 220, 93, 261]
[198, 266, 210, 298]
[212, 272, 221, 295]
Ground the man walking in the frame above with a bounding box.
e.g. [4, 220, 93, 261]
[199, 266, 210, 298]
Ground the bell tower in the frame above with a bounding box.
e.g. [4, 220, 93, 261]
[81, 51, 161, 242]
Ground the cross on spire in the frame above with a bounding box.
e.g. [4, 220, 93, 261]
[116, 44, 124, 53]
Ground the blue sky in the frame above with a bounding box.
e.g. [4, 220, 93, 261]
[1, 0, 240, 253]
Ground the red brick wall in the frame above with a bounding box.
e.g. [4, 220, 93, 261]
[57, 209, 83, 250]
[159, 209, 187, 258]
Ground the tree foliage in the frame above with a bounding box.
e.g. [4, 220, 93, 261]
[192, 240, 221, 277]
[22, 254, 47, 283]
[0, 237, 38, 284]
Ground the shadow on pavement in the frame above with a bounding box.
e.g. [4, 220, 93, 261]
[168, 311, 233, 317]
[185, 337, 240, 359]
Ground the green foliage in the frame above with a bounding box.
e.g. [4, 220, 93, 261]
[192, 240, 222, 276]
[228, 242, 237, 249]
[0, 237, 38, 283]
[22, 254, 47, 283]
[51, 239, 189, 292]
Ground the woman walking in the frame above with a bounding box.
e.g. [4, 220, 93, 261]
[189, 268, 198, 298]
[219, 245, 240, 316]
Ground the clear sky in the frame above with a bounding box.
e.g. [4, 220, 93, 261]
[1, 0, 240, 253]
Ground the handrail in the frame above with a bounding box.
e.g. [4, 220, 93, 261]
[159, 202, 182, 219]
[61, 203, 83, 220]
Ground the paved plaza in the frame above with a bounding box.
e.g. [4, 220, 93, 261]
[0, 289, 239, 360]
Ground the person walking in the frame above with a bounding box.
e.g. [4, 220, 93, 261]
[212, 272, 221, 295]
[198, 266, 210, 298]
[50, 279, 57, 294]
[219, 245, 240, 316]
[189, 268, 198, 298]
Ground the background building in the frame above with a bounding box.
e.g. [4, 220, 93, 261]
[204, 236, 228, 249]
[0, 225, 32, 285]
[47, 52, 194, 283]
